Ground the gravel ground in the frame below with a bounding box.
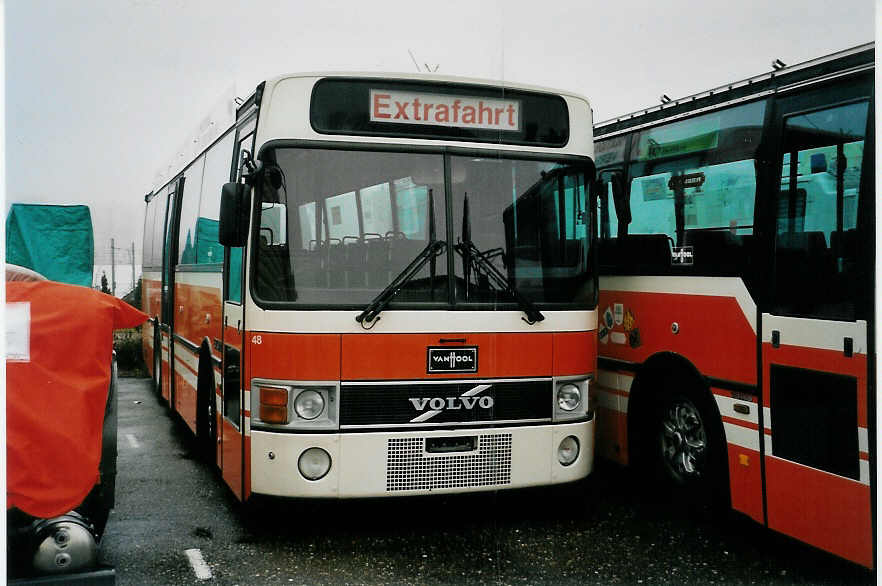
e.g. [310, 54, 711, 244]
[101, 377, 873, 585]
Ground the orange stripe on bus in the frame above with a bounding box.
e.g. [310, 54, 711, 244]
[553, 331, 596, 376]
[721, 415, 759, 431]
[341, 333, 554, 380]
[598, 290, 756, 385]
[250, 333, 341, 380]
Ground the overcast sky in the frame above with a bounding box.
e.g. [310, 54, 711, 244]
[4, 0, 875, 275]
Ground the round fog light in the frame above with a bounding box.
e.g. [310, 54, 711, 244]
[558, 436, 580, 466]
[298, 447, 331, 480]
[294, 389, 325, 420]
[557, 383, 582, 412]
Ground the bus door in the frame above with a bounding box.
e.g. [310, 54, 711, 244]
[220, 119, 255, 499]
[761, 84, 872, 567]
[160, 178, 183, 405]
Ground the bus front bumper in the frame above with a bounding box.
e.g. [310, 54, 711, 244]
[250, 420, 593, 498]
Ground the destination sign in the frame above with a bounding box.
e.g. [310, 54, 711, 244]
[310, 78, 569, 147]
[371, 90, 520, 132]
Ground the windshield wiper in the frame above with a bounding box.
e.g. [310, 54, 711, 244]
[355, 239, 447, 327]
[454, 238, 545, 325]
[456, 193, 544, 325]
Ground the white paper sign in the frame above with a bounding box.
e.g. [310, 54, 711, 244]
[6, 302, 31, 362]
[610, 332, 627, 345]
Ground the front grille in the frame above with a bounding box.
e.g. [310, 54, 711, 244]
[386, 434, 512, 491]
[341, 379, 551, 427]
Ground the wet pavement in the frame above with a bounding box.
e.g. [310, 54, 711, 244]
[101, 377, 873, 585]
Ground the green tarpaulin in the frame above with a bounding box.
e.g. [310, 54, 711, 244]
[6, 204, 94, 286]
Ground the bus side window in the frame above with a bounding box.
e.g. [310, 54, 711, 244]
[620, 100, 765, 275]
[178, 156, 207, 265]
[772, 101, 869, 320]
[197, 131, 235, 267]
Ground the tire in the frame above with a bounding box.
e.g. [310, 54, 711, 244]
[641, 374, 728, 511]
[196, 355, 217, 465]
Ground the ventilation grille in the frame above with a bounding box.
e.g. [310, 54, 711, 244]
[386, 434, 512, 492]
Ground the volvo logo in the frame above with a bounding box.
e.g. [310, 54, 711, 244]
[409, 384, 492, 423]
[409, 396, 494, 411]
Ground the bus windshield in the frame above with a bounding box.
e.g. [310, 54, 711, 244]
[252, 147, 593, 309]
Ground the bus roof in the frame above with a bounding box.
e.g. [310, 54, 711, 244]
[595, 42, 873, 137]
[254, 71, 591, 112]
[153, 72, 592, 191]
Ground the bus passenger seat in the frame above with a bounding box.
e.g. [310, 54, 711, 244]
[343, 236, 367, 288]
[683, 229, 742, 274]
[617, 234, 672, 272]
[364, 234, 389, 288]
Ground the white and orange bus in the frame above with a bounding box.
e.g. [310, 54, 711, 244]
[142, 73, 598, 502]
[593, 43, 874, 567]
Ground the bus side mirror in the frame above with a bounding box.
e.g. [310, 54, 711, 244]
[219, 182, 249, 247]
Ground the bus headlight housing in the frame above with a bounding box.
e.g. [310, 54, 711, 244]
[553, 376, 592, 422]
[251, 379, 339, 431]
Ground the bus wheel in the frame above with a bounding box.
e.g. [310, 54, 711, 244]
[196, 357, 217, 465]
[648, 382, 728, 512]
[658, 394, 708, 485]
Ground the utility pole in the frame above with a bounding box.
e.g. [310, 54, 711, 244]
[131, 241, 136, 291]
[111, 238, 117, 296]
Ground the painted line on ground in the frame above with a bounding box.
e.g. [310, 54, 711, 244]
[125, 434, 141, 449]
[185, 548, 213, 580]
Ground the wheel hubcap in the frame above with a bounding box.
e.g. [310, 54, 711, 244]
[660, 398, 707, 481]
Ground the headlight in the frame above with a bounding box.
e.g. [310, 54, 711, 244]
[557, 383, 582, 412]
[558, 436, 580, 466]
[298, 447, 331, 480]
[294, 389, 325, 420]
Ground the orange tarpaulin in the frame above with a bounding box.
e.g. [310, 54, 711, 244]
[6, 281, 147, 518]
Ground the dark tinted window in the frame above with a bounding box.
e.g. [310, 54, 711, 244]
[772, 101, 869, 320]
[770, 365, 859, 480]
